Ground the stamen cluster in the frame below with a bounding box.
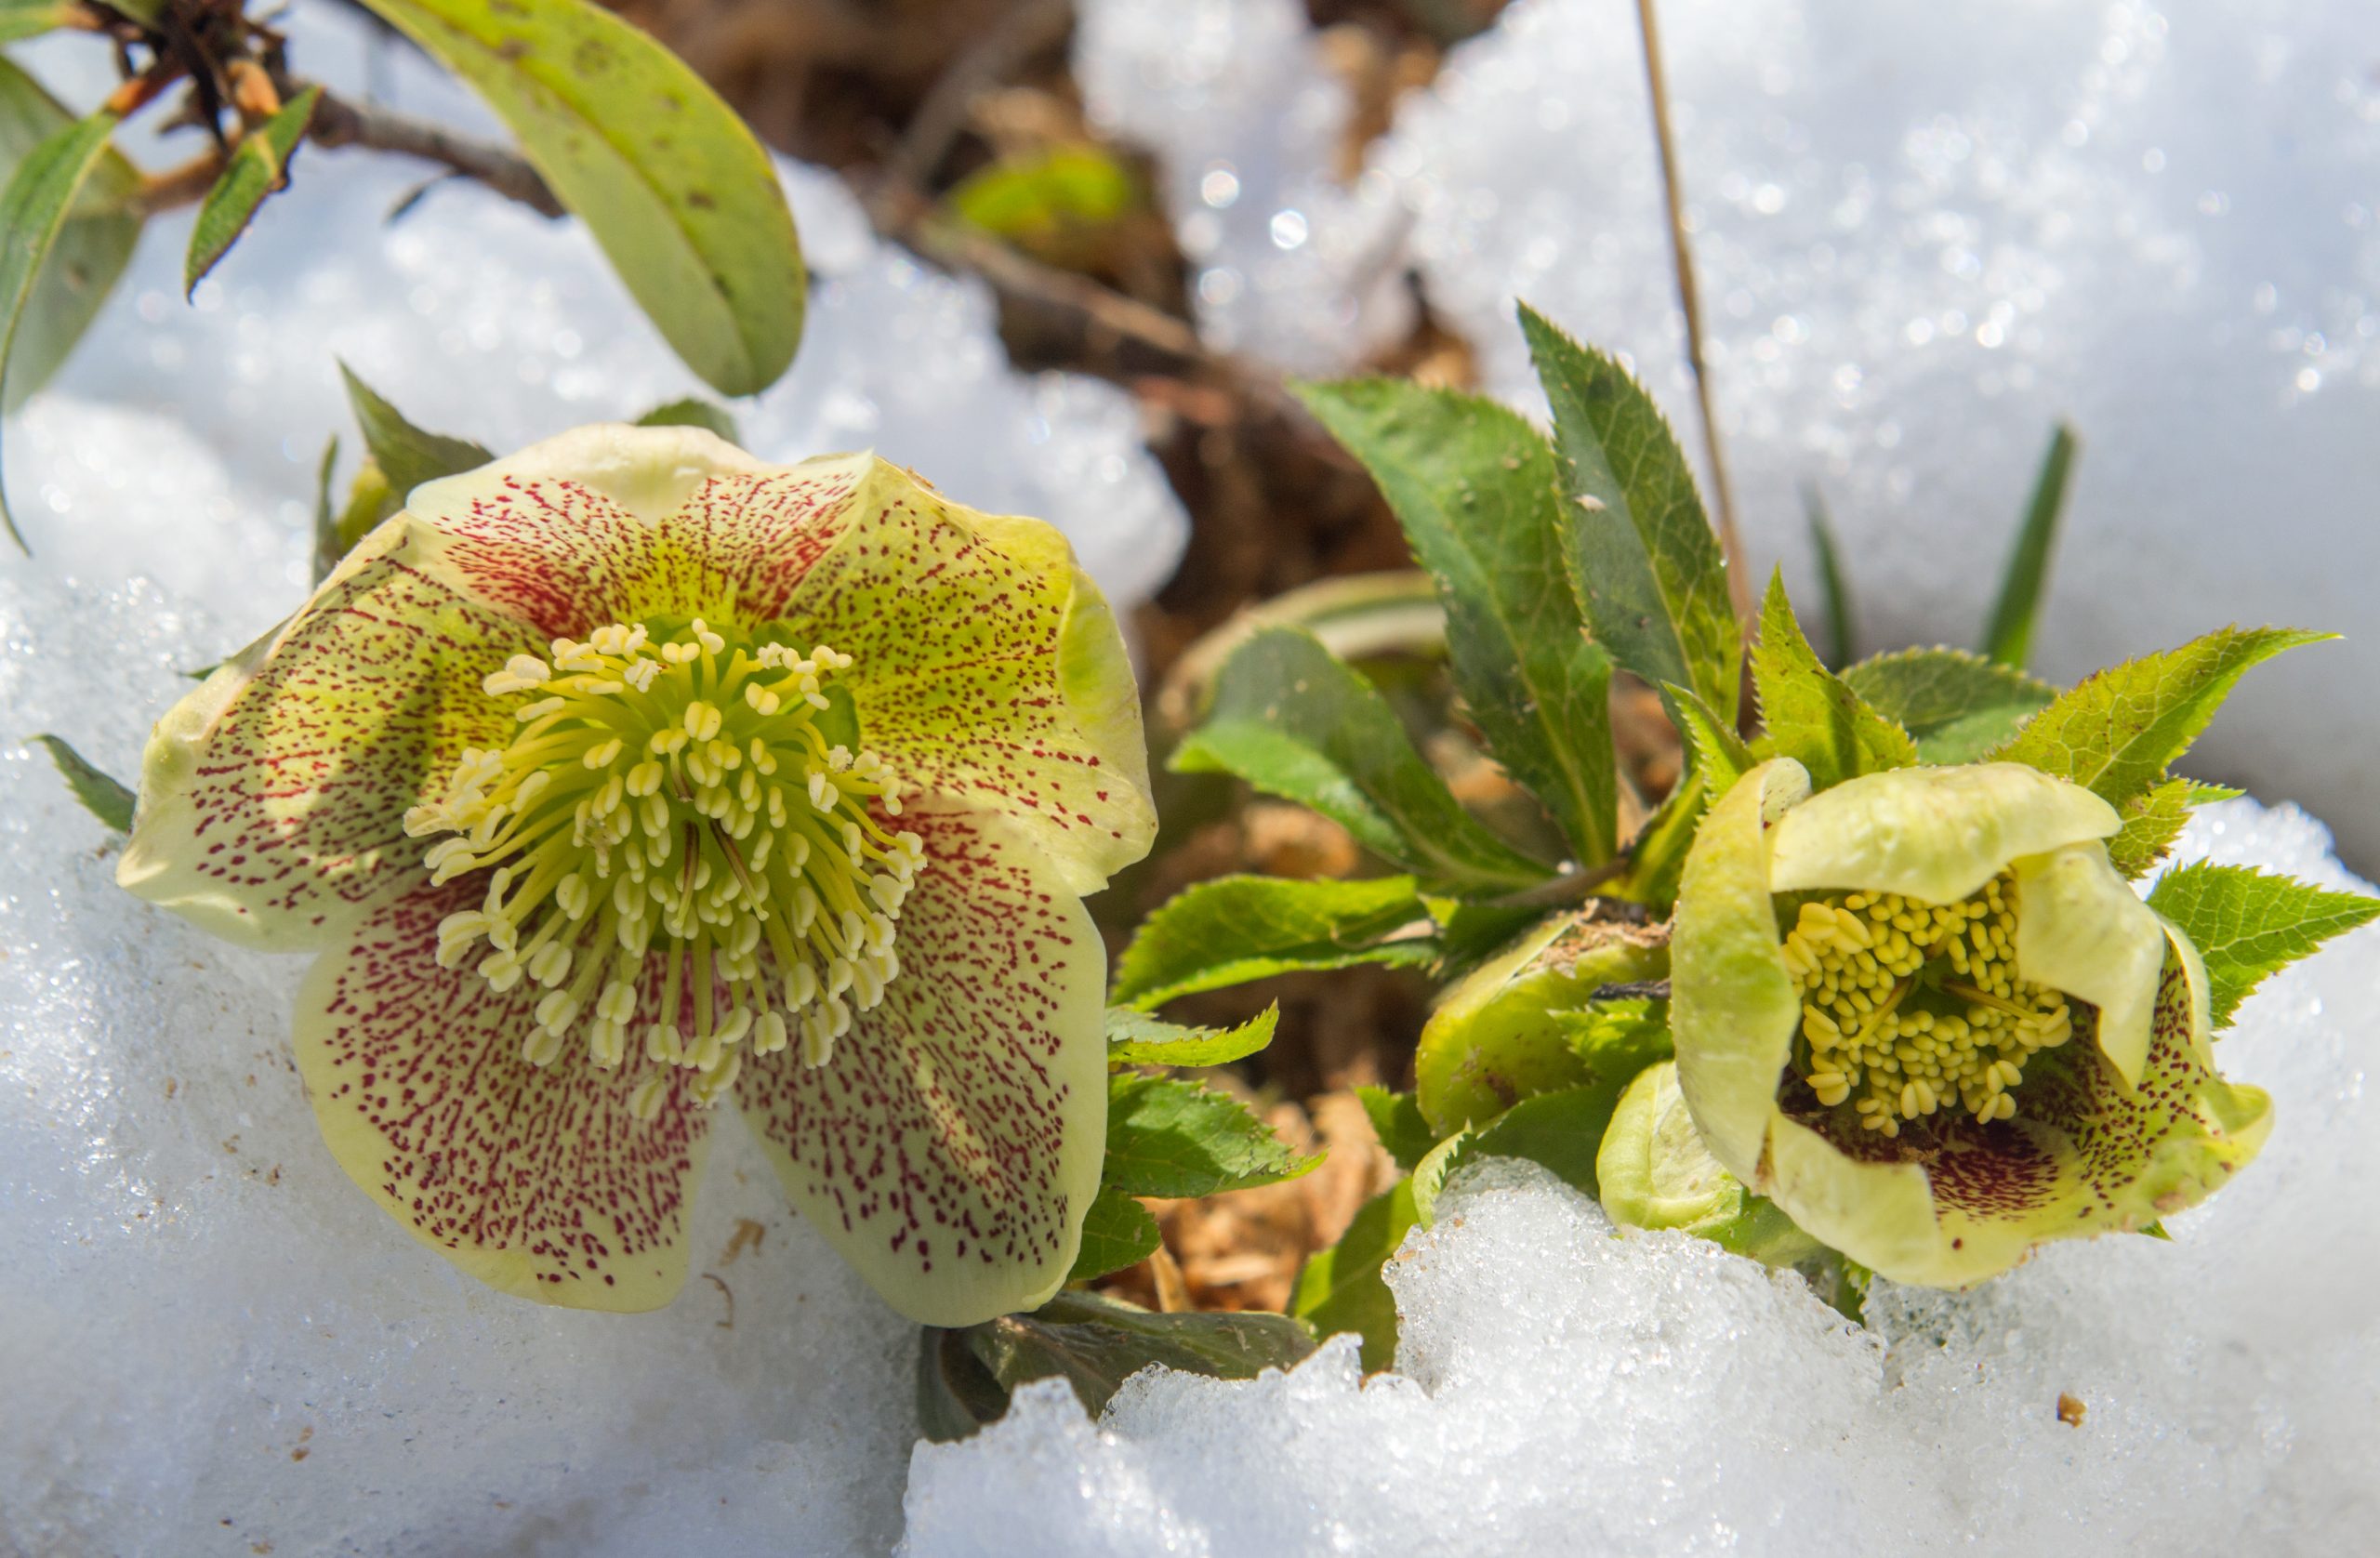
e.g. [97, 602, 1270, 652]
[403, 618, 924, 1115]
[1778, 874, 2073, 1137]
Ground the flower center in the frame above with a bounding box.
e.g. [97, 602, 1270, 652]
[1778, 873, 2073, 1139]
[405, 618, 923, 1116]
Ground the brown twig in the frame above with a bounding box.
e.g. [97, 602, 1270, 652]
[1634, 0, 1750, 623]
[880, 0, 1074, 195]
[301, 82, 564, 218]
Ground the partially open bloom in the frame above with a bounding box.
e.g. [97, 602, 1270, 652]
[120, 425, 1155, 1326]
[1669, 759, 2269, 1287]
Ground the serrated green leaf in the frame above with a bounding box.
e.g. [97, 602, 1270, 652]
[1613, 766, 1706, 910]
[184, 86, 321, 295]
[1104, 1074, 1319, 1199]
[1470, 1080, 1635, 1196]
[1104, 1004, 1280, 1068]
[0, 0, 79, 41]
[1172, 627, 1552, 891]
[1984, 423, 2078, 670]
[1804, 482, 1855, 668]
[1664, 681, 1752, 801]
[0, 62, 139, 425]
[1290, 1178, 1418, 1372]
[1112, 873, 1433, 1010]
[1991, 627, 2331, 810]
[1409, 1129, 1475, 1227]
[1355, 1086, 1437, 1173]
[0, 102, 124, 550]
[349, 0, 805, 396]
[2107, 777, 2241, 878]
[1841, 646, 2056, 765]
[1296, 378, 1618, 865]
[633, 395, 740, 444]
[30, 733, 134, 831]
[338, 363, 494, 503]
[1750, 572, 1918, 788]
[1066, 1184, 1161, 1282]
[2146, 862, 2380, 1028]
[1520, 302, 1739, 722]
[952, 1289, 1316, 1435]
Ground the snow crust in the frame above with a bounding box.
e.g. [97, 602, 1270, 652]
[907, 794, 2380, 1554]
[1078, 0, 2380, 865]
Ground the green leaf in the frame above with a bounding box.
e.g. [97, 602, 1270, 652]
[1104, 1004, 1280, 1069]
[1112, 873, 1433, 1010]
[1355, 1086, 1437, 1173]
[1841, 646, 2056, 765]
[2146, 862, 2380, 1028]
[1613, 766, 1705, 910]
[2107, 778, 2241, 878]
[30, 733, 134, 831]
[338, 363, 494, 502]
[0, 103, 124, 551]
[1290, 1178, 1418, 1372]
[1171, 627, 1552, 891]
[1470, 1081, 1633, 1196]
[311, 434, 343, 582]
[1066, 1184, 1161, 1282]
[184, 86, 322, 295]
[634, 395, 740, 444]
[0, 59, 140, 416]
[930, 1289, 1316, 1440]
[1104, 1074, 1319, 1200]
[348, 0, 806, 396]
[1983, 423, 2078, 670]
[1519, 302, 1739, 722]
[917, 1326, 1017, 1443]
[948, 144, 1137, 245]
[1750, 572, 1918, 788]
[1296, 378, 1619, 865]
[1408, 1129, 1475, 1227]
[0, 0, 78, 47]
[1991, 627, 2331, 810]
[1664, 681, 1752, 801]
[1804, 482, 1855, 668]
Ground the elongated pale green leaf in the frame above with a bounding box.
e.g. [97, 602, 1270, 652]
[1355, 1086, 1437, 1173]
[1614, 766, 1705, 910]
[0, 59, 139, 423]
[30, 733, 133, 831]
[185, 87, 322, 294]
[1520, 303, 1739, 721]
[2146, 863, 2380, 1028]
[1112, 873, 1433, 1010]
[1841, 646, 2056, 765]
[2107, 778, 2241, 878]
[1290, 1178, 1418, 1372]
[1172, 627, 1553, 891]
[1991, 627, 2330, 810]
[0, 106, 122, 550]
[1065, 1185, 1161, 1282]
[1665, 681, 1752, 800]
[1750, 573, 1918, 788]
[1104, 1074, 1319, 1199]
[1804, 482, 1855, 668]
[1984, 423, 2078, 669]
[0, 0, 77, 45]
[635, 395, 739, 443]
[350, 0, 805, 396]
[338, 363, 493, 501]
[1104, 1005, 1279, 1069]
[1297, 379, 1618, 865]
[311, 434, 343, 581]
[1160, 571, 1445, 734]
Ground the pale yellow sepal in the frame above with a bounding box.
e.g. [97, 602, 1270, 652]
[1768, 762, 2119, 903]
[2014, 840, 2167, 1088]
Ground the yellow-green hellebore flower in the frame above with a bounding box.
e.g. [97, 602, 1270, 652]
[1669, 759, 2270, 1287]
[117, 425, 1156, 1327]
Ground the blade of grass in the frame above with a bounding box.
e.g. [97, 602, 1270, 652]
[1803, 480, 1854, 669]
[1983, 422, 2078, 670]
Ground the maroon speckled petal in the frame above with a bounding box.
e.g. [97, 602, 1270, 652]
[734, 810, 1106, 1327]
[294, 877, 715, 1310]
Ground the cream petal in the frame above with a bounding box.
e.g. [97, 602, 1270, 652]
[2014, 839, 2169, 1088]
[1767, 761, 2120, 904]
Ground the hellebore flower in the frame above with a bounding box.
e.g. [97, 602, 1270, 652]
[1668, 759, 2269, 1287]
[118, 425, 1155, 1326]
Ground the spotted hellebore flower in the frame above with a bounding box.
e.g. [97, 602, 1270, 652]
[1668, 759, 2269, 1287]
[117, 425, 1155, 1327]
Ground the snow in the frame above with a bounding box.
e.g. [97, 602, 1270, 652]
[907, 794, 2380, 1553]
[1076, 0, 2380, 867]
